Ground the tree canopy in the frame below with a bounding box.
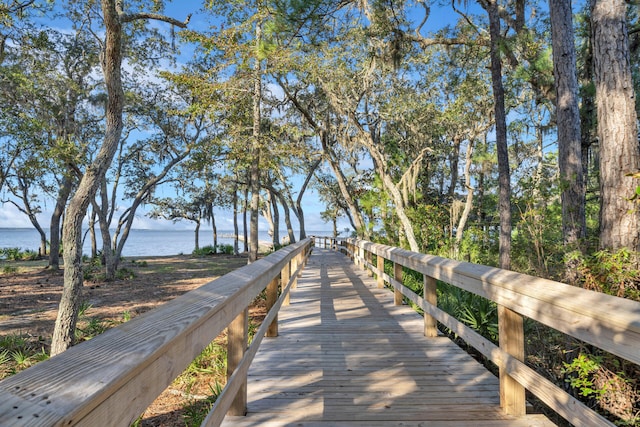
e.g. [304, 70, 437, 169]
[2, 0, 640, 345]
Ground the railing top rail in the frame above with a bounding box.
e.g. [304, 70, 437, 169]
[0, 238, 312, 427]
[344, 238, 640, 366]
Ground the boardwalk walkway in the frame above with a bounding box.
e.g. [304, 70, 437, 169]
[222, 248, 555, 426]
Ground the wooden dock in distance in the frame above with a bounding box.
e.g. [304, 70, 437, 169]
[221, 248, 555, 426]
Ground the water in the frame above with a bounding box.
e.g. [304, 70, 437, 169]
[0, 228, 334, 257]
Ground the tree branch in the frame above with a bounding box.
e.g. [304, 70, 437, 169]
[119, 11, 191, 28]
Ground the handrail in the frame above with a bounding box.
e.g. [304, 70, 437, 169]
[318, 236, 640, 427]
[0, 238, 313, 426]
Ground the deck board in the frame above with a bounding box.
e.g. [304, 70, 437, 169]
[221, 248, 555, 426]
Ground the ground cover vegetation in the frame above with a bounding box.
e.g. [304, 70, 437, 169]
[1, 0, 640, 424]
[0, 253, 254, 425]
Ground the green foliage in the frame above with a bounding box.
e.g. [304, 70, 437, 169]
[576, 248, 640, 301]
[129, 259, 148, 267]
[0, 247, 38, 261]
[75, 317, 108, 341]
[193, 245, 217, 256]
[74, 302, 129, 342]
[457, 225, 499, 266]
[116, 268, 135, 280]
[0, 333, 48, 379]
[1, 265, 18, 274]
[563, 354, 606, 399]
[218, 244, 235, 255]
[182, 382, 223, 426]
[399, 203, 449, 254]
[438, 282, 499, 343]
[175, 341, 227, 403]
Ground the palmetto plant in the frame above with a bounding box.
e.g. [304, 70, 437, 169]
[458, 299, 499, 343]
[438, 282, 499, 343]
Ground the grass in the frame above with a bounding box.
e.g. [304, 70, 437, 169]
[0, 253, 259, 424]
[0, 333, 49, 379]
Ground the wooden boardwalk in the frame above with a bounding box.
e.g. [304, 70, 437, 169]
[221, 248, 555, 427]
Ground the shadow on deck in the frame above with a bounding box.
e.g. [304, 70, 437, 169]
[221, 248, 555, 426]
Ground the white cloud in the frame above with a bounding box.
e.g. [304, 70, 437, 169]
[0, 203, 44, 228]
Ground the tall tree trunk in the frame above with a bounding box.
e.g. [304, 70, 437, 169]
[447, 135, 462, 201]
[89, 209, 97, 259]
[454, 139, 475, 259]
[579, 14, 596, 211]
[294, 159, 321, 240]
[332, 216, 338, 238]
[96, 180, 115, 280]
[243, 186, 249, 253]
[233, 181, 239, 255]
[484, 0, 512, 270]
[262, 191, 275, 243]
[49, 176, 72, 270]
[592, 0, 640, 250]
[276, 191, 296, 244]
[112, 151, 189, 267]
[349, 119, 419, 252]
[248, 20, 262, 264]
[212, 214, 218, 252]
[321, 130, 368, 237]
[270, 192, 280, 247]
[550, 0, 586, 258]
[194, 220, 200, 251]
[51, 0, 125, 356]
[10, 177, 48, 256]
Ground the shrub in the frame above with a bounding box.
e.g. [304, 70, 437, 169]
[576, 248, 640, 301]
[116, 268, 135, 280]
[193, 245, 216, 256]
[0, 247, 38, 261]
[216, 244, 234, 255]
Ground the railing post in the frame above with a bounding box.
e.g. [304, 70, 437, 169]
[359, 245, 366, 271]
[393, 262, 403, 306]
[423, 275, 438, 337]
[376, 254, 385, 288]
[266, 275, 279, 337]
[353, 242, 359, 267]
[498, 305, 525, 416]
[292, 251, 300, 289]
[282, 260, 291, 306]
[227, 308, 248, 416]
[365, 247, 373, 276]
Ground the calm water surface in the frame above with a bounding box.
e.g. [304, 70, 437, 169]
[0, 228, 331, 257]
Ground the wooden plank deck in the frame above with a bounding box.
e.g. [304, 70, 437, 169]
[221, 248, 555, 427]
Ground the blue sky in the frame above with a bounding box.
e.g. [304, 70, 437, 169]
[0, 0, 349, 234]
[1, 0, 537, 234]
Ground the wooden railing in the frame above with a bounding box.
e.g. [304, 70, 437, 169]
[0, 238, 313, 427]
[319, 237, 640, 427]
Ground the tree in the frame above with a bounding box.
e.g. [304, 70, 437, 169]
[591, 0, 640, 251]
[50, 0, 190, 356]
[478, 0, 512, 270]
[249, 19, 263, 263]
[549, 0, 585, 280]
[150, 195, 205, 250]
[279, 80, 370, 237]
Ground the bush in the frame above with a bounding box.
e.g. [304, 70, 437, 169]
[192, 245, 216, 256]
[216, 244, 234, 255]
[116, 268, 135, 280]
[0, 247, 38, 261]
[576, 248, 640, 301]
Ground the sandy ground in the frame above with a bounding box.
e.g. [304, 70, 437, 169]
[0, 254, 258, 426]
